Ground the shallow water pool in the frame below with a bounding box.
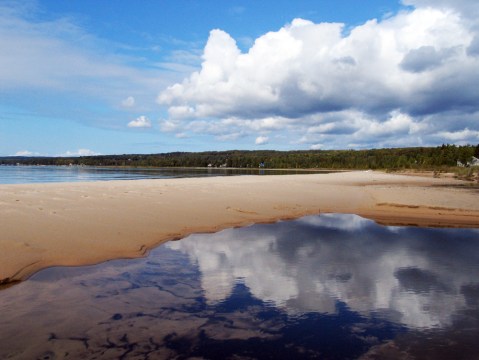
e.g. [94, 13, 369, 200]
[0, 214, 478, 359]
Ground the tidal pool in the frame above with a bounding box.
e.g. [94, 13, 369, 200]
[0, 214, 478, 359]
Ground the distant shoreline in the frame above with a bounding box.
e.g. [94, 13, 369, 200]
[1, 171, 478, 287]
[2, 145, 478, 171]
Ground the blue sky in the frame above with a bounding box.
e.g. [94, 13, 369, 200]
[1, 0, 478, 156]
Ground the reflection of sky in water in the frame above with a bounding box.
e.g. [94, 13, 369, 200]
[0, 214, 478, 359]
[168, 214, 479, 330]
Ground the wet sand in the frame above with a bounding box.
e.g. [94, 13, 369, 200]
[1, 171, 478, 285]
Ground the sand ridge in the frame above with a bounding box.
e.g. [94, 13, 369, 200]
[0, 171, 478, 286]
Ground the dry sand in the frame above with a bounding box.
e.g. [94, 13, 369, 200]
[1, 171, 478, 286]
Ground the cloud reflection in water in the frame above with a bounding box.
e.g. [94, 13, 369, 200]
[168, 214, 479, 329]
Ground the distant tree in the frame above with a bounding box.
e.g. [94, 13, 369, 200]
[475, 144, 479, 158]
[457, 146, 474, 166]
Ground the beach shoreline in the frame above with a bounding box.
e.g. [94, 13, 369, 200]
[1, 171, 478, 286]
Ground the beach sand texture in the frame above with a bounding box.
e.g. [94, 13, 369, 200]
[1, 171, 478, 285]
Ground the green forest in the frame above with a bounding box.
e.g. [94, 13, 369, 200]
[1, 144, 479, 171]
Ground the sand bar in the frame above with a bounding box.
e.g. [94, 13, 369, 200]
[1, 171, 478, 285]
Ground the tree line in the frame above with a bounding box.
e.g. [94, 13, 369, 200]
[2, 144, 479, 170]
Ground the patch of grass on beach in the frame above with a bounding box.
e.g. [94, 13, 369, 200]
[388, 166, 479, 182]
[453, 167, 479, 182]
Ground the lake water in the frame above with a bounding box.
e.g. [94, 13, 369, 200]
[0, 166, 323, 184]
[1, 214, 478, 359]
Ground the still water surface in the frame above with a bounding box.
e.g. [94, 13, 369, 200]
[0, 165, 322, 184]
[0, 214, 478, 359]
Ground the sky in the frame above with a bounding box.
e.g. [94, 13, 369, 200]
[1, 0, 478, 156]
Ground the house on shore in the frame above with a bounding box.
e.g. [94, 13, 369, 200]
[457, 156, 479, 167]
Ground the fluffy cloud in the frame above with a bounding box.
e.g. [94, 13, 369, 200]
[402, 0, 479, 19]
[121, 96, 135, 108]
[158, 3, 479, 148]
[400, 46, 459, 73]
[127, 115, 152, 128]
[60, 148, 100, 157]
[14, 150, 35, 156]
[255, 136, 269, 145]
[437, 128, 479, 142]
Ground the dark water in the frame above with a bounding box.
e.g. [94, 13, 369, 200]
[1, 214, 479, 359]
[0, 165, 324, 184]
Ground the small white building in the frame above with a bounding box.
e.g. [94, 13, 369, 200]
[471, 156, 479, 167]
[457, 156, 479, 167]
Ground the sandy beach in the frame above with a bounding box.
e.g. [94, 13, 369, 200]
[1, 171, 478, 286]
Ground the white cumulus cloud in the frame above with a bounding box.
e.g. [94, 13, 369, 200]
[255, 136, 269, 145]
[158, 3, 479, 148]
[128, 115, 152, 128]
